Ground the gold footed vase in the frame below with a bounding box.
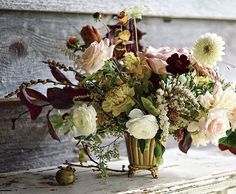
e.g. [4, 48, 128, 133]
[124, 133, 158, 178]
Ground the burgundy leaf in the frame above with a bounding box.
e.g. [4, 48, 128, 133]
[218, 144, 228, 151]
[178, 129, 192, 154]
[50, 66, 72, 85]
[219, 144, 236, 155]
[29, 106, 43, 120]
[47, 87, 74, 109]
[47, 109, 60, 142]
[17, 90, 42, 120]
[229, 147, 236, 154]
[25, 88, 48, 101]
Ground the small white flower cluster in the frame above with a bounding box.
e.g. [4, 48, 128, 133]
[159, 104, 170, 144]
[174, 86, 200, 110]
[156, 89, 170, 144]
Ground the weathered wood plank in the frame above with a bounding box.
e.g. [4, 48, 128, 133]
[0, 148, 235, 193]
[0, 102, 78, 172]
[1, 0, 236, 20]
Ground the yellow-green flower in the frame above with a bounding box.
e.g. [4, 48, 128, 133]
[192, 33, 225, 67]
[194, 76, 213, 86]
[102, 84, 135, 116]
[124, 52, 142, 76]
[126, 5, 149, 19]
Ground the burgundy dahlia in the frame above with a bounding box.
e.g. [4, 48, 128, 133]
[166, 53, 190, 75]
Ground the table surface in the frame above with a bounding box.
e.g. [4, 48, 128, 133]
[0, 147, 236, 194]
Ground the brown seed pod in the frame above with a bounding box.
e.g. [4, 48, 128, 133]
[80, 25, 101, 47]
[55, 166, 76, 185]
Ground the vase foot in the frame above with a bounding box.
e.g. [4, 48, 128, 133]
[128, 165, 158, 178]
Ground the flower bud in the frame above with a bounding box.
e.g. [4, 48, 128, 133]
[80, 25, 101, 47]
[66, 35, 80, 49]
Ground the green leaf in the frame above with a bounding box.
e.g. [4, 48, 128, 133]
[226, 130, 233, 136]
[74, 135, 87, 140]
[141, 97, 159, 116]
[155, 129, 163, 141]
[143, 72, 151, 93]
[154, 141, 165, 165]
[125, 103, 134, 116]
[134, 83, 143, 97]
[154, 141, 165, 158]
[219, 130, 236, 147]
[156, 156, 164, 165]
[138, 139, 146, 154]
[93, 135, 102, 144]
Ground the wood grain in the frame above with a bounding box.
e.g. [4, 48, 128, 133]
[0, 148, 235, 193]
[0, 102, 78, 172]
[1, 0, 236, 20]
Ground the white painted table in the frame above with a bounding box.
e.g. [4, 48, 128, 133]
[0, 148, 236, 194]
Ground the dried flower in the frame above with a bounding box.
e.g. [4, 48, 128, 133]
[166, 54, 190, 75]
[118, 30, 131, 41]
[66, 35, 80, 49]
[93, 12, 103, 21]
[192, 33, 225, 67]
[80, 25, 102, 47]
[192, 62, 219, 80]
[117, 11, 129, 25]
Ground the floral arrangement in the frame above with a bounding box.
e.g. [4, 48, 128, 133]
[6, 6, 236, 177]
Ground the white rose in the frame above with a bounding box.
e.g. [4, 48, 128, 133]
[126, 109, 159, 139]
[80, 38, 115, 74]
[73, 104, 97, 136]
[205, 108, 230, 145]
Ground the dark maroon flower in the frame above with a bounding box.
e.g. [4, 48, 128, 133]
[166, 53, 190, 75]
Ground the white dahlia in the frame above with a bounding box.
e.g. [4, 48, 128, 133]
[192, 33, 225, 67]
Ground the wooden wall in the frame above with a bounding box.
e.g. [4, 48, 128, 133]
[0, 0, 236, 172]
[1, 0, 236, 97]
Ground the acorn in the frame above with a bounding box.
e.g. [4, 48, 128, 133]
[55, 166, 76, 185]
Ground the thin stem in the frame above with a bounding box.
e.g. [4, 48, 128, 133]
[101, 136, 120, 149]
[82, 142, 99, 165]
[64, 161, 127, 173]
[133, 17, 139, 54]
[101, 20, 110, 34]
[11, 104, 51, 130]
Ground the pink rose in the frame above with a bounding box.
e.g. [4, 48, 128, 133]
[80, 38, 115, 74]
[205, 108, 230, 145]
[144, 46, 188, 74]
